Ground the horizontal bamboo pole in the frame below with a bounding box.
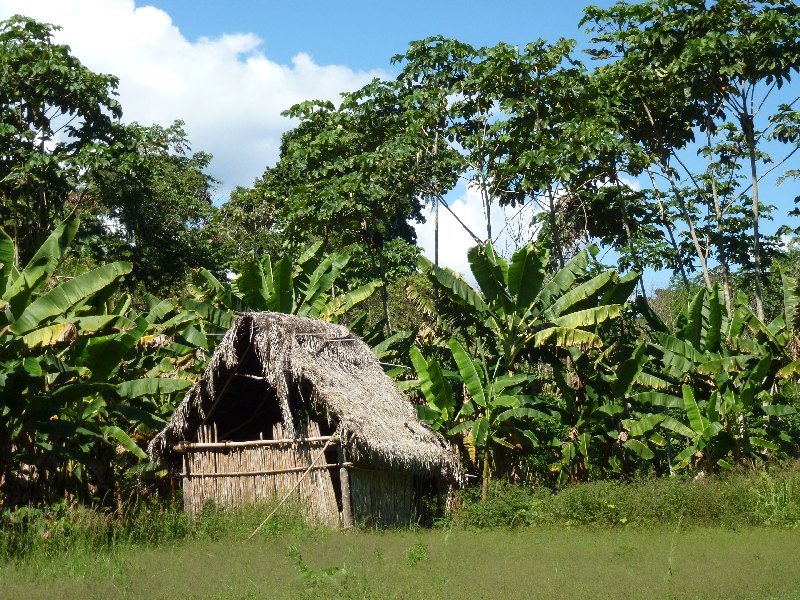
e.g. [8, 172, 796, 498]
[176, 462, 353, 478]
[173, 436, 336, 452]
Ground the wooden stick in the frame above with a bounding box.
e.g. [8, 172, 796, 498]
[175, 463, 352, 478]
[339, 446, 354, 529]
[173, 436, 335, 452]
[248, 437, 335, 539]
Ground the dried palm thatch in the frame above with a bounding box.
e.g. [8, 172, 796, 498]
[148, 312, 461, 483]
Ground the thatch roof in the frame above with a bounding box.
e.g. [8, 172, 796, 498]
[148, 312, 461, 482]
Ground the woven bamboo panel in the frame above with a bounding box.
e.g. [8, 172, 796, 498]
[349, 468, 413, 527]
[182, 422, 339, 526]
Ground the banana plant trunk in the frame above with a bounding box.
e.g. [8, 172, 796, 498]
[481, 450, 490, 503]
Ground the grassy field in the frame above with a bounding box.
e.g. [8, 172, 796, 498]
[1, 525, 799, 599]
[3, 470, 800, 599]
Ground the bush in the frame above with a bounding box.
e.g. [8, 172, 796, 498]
[446, 463, 800, 529]
[0, 497, 314, 563]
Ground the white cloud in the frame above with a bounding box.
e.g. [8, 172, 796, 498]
[0, 0, 385, 198]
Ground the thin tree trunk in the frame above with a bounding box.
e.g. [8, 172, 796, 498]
[484, 185, 492, 242]
[432, 127, 440, 266]
[641, 100, 708, 289]
[617, 178, 648, 298]
[381, 276, 393, 335]
[742, 104, 765, 320]
[434, 194, 439, 266]
[662, 165, 713, 289]
[547, 185, 564, 269]
[481, 449, 490, 503]
[706, 126, 734, 313]
[647, 167, 691, 291]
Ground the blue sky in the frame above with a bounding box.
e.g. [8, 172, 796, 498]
[146, 0, 612, 72]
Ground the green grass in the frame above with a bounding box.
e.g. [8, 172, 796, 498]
[1, 526, 799, 599]
[449, 466, 800, 529]
[2, 467, 800, 599]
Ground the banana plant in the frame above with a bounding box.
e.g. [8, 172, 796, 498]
[623, 286, 797, 472]
[0, 218, 195, 506]
[188, 240, 380, 326]
[410, 338, 548, 501]
[418, 241, 638, 373]
[742, 274, 800, 379]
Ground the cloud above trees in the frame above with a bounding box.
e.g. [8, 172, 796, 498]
[0, 0, 384, 199]
[0, 0, 550, 278]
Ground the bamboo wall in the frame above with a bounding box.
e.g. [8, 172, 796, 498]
[349, 468, 414, 527]
[180, 421, 340, 526]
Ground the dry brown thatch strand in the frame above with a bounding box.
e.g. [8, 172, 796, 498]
[148, 312, 462, 484]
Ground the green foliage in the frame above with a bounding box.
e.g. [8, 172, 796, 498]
[415, 240, 637, 486]
[623, 284, 800, 474]
[0, 218, 208, 507]
[419, 241, 633, 372]
[0, 16, 123, 264]
[187, 240, 380, 327]
[85, 120, 219, 297]
[449, 466, 800, 529]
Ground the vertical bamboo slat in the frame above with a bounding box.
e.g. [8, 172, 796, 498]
[181, 420, 345, 526]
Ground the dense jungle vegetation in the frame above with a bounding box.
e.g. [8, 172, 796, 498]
[1, 0, 800, 525]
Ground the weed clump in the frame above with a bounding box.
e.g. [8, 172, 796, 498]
[0, 498, 313, 564]
[446, 464, 800, 529]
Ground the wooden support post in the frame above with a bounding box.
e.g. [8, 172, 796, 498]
[339, 446, 353, 529]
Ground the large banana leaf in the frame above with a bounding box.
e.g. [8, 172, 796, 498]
[468, 243, 511, 312]
[776, 358, 800, 379]
[532, 326, 602, 348]
[0, 226, 15, 295]
[4, 215, 80, 316]
[632, 391, 683, 408]
[182, 298, 235, 331]
[681, 288, 706, 350]
[548, 271, 616, 317]
[116, 377, 193, 398]
[234, 258, 271, 310]
[472, 416, 489, 448]
[659, 416, 696, 439]
[624, 438, 655, 460]
[266, 256, 294, 313]
[10, 262, 132, 335]
[535, 246, 593, 309]
[409, 346, 455, 418]
[624, 413, 667, 436]
[601, 271, 641, 306]
[760, 404, 797, 416]
[551, 305, 622, 329]
[783, 274, 800, 334]
[419, 255, 490, 318]
[298, 254, 348, 317]
[318, 280, 380, 321]
[682, 385, 707, 436]
[102, 425, 146, 459]
[705, 287, 723, 353]
[507, 243, 547, 311]
[16, 315, 136, 351]
[449, 339, 486, 407]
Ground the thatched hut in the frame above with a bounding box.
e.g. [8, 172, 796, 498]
[149, 312, 460, 527]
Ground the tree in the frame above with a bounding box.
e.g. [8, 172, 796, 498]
[419, 241, 636, 374]
[583, 0, 800, 317]
[85, 120, 219, 297]
[268, 78, 446, 331]
[0, 16, 122, 264]
[411, 339, 546, 502]
[391, 36, 472, 265]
